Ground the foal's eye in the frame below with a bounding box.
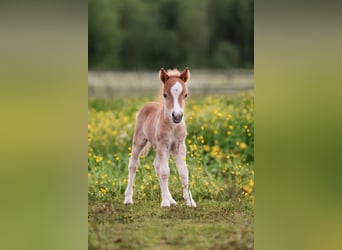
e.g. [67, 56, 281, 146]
[163, 93, 167, 98]
[185, 93, 188, 98]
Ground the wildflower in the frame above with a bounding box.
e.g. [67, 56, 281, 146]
[242, 185, 252, 194]
[210, 145, 221, 157]
[190, 144, 198, 151]
[100, 187, 107, 194]
[249, 179, 254, 187]
[95, 156, 103, 162]
[240, 142, 247, 149]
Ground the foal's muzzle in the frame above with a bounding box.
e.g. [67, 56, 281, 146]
[172, 112, 183, 123]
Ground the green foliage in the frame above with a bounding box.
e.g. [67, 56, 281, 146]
[88, 0, 253, 70]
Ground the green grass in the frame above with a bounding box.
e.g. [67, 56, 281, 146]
[89, 199, 253, 250]
[88, 93, 254, 249]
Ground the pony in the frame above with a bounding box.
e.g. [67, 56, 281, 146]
[123, 67, 197, 208]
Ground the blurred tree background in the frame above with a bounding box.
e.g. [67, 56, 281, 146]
[89, 0, 253, 70]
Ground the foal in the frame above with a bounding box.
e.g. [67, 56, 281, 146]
[124, 67, 196, 208]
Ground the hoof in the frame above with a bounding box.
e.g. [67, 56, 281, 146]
[169, 198, 177, 205]
[124, 196, 133, 205]
[161, 199, 170, 208]
[186, 199, 197, 208]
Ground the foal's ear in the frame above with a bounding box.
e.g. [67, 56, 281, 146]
[180, 67, 190, 83]
[159, 68, 169, 84]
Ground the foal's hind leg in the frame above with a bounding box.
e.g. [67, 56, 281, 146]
[172, 141, 197, 208]
[123, 131, 147, 204]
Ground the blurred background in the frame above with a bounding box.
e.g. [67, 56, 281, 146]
[88, 0, 254, 97]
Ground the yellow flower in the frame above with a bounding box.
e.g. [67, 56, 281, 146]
[242, 185, 252, 194]
[210, 145, 221, 157]
[95, 156, 103, 162]
[249, 179, 254, 187]
[240, 142, 247, 149]
[100, 187, 107, 194]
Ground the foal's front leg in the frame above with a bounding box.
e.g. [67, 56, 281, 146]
[154, 145, 176, 207]
[173, 141, 197, 208]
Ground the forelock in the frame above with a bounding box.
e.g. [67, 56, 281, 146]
[166, 69, 181, 77]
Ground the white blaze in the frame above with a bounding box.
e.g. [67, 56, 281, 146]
[170, 81, 182, 115]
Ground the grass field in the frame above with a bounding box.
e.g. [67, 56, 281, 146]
[88, 92, 254, 249]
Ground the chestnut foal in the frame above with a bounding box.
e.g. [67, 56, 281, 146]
[123, 67, 196, 208]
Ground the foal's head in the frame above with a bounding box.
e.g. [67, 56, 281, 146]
[159, 67, 190, 124]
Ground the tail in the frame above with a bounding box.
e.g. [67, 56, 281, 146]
[140, 141, 152, 157]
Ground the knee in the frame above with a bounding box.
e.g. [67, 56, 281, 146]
[159, 168, 170, 179]
[128, 165, 137, 172]
[128, 158, 138, 172]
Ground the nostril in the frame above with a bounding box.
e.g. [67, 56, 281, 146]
[172, 112, 183, 122]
